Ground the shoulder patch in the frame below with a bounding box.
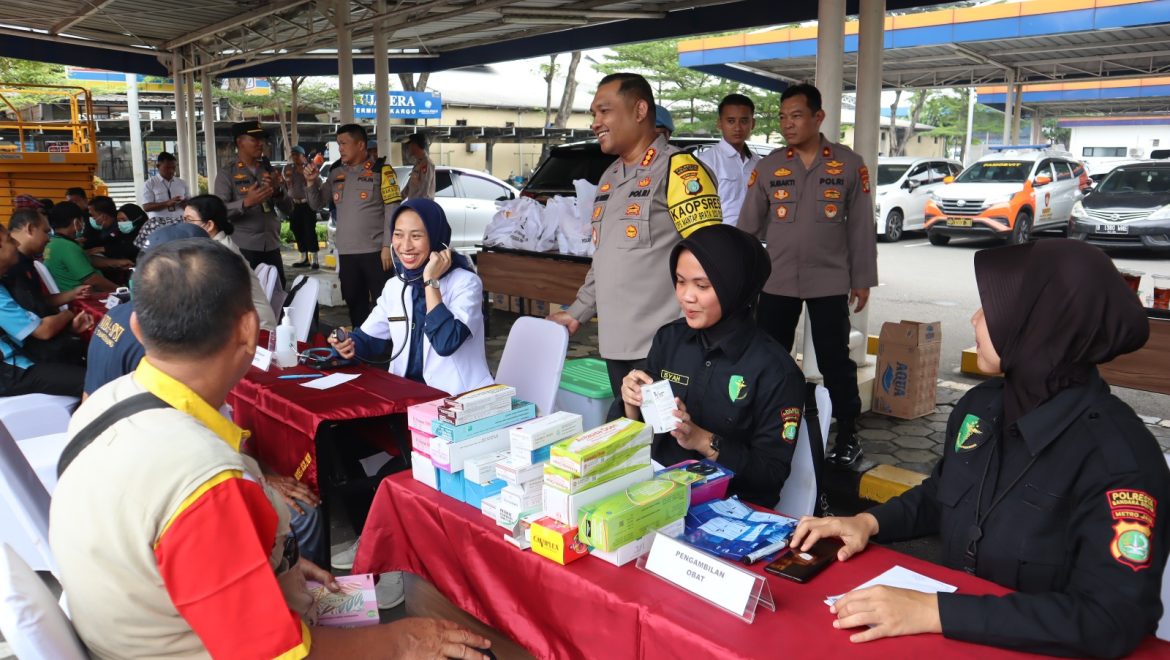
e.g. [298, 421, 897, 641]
[747, 170, 757, 187]
[381, 167, 403, 205]
[666, 152, 723, 237]
[861, 165, 871, 194]
[781, 407, 801, 444]
[1108, 489, 1157, 571]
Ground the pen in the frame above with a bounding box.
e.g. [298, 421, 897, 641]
[743, 540, 789, 565]
[278, 373, 325, 380]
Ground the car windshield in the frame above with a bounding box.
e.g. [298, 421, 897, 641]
[954, 160, 1032, 183]
[1097, 168, 1170, 193]
[877, 164, 912, 186]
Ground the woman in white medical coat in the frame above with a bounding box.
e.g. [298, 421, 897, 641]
[329, 198, 492, 396]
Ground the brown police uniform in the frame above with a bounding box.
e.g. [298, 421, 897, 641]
[566, 135, 722, 405]
[213, 153, 292, 286]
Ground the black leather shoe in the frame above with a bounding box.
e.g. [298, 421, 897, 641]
[310, 262, 319, 270]
[827, 437, 863, 467]
[291, 260, 310, 268]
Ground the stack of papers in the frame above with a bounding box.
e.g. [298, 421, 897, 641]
[825, 565, 957, 607]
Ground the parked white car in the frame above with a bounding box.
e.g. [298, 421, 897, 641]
[875, 157, 963, 242]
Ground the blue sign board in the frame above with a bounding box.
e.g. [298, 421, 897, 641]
[355, 91, 442, 119]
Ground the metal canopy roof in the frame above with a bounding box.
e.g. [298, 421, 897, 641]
[679, 0, 1170, 92]
[0, 0, 954, 78]
[977, 76, 1170, 115]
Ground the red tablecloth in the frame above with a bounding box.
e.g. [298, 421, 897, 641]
[355, 473, 1170, 660]
[227, 363, 445, 493]
[70, 296, 111, 342]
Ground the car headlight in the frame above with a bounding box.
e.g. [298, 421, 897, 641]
[1071, 200, 1085, 217]
[1149, 204, 1170, 221]
[929, 191, 942, 202]
[982, 194, 1013, 208]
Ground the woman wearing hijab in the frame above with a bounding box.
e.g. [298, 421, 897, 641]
[182, 194, 278, 331]
[791, 239, 1168, 657]
[619, 224, 805, 508]
[330, 198, 492, 396]
[118, 202, 149, 249]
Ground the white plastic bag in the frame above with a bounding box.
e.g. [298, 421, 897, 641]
[554, 179, 598, 256]
[484, 197, 547, 250]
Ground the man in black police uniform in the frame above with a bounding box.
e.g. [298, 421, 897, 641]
[740, 83, 878, 468]
[213, 121, 292, 286]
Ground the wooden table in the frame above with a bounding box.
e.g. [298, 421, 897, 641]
[1100, 312, 1170, 395]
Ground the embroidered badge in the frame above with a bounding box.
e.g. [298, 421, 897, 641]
[773, 190, 789, 201]
[826, 160, 844, 169]
[748, 170, 757, 187]
[592, 205, 603, 220]
[824, 203, 839, 218]
[861, 165, 871, 194]
[776, 206, 788, 219]
[823, 189, 842, 201]
[1108, 489, 1157, 571]
[625, 203, 641, 216]
[661, 370, 690, 386]
[641, 148, 657, 167]
[728, 375, 747, 402]
[774, 168, 792, 177]
[233, 173, 248, 181]
[953, 414, 985, 453]
[822, 146, 832, 158]
[781, 407, 802, 443]
[785, 148, 794, 159]
[625, 224, 638, 238]
[825, 167, 844, 176]
[333, 192, 341, 203]
[359, 191, 369, 200]
[600, 182, 612, 193]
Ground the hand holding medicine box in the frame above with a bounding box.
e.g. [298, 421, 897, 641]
[639, 380, 679, 434]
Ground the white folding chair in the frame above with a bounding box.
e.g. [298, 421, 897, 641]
[0, 544, 87, 660]
[775, 384, 832, 518]
[1158, 453, 1170, 641]
[285, 275, 320, 343]
[0, 422, 55, 573]
[0, 396, 75, 442]
[494, 316, 569, 416]
[255, 263, 277, 303]
[32, 261, 67, 312]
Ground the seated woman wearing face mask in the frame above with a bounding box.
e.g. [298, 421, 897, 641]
[620, 223, 806, 508]
[330, 198, 492, 396]
[84, 195, 139, 262]
[791, 239, 1169, 657]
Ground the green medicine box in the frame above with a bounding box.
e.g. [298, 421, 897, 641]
[577, 478, 690, 552]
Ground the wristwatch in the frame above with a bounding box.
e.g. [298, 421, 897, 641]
[425, 279, 441, 290]
[708, 433, 722, 457]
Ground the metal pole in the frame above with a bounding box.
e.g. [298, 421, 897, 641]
[171, 52, 191, 187]
[1013, 82, 1024, 146]
[1001, 69, 1015, 146]
[815, 0, 846, 141]
[201, 69, 218, 188]
[336, 0, 355, 124]
[1031, 112, 1043, 145]
[125, 72, 146, 201]
[374, 0, 390, 157]
[964, 87, 976, 164]
[184, 64, 198, 180]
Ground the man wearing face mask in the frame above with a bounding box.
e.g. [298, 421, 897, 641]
[214, 121, 291, 286]
[44, 202, 122, 293]
[401, 133, 435, 200]
[549, 72, 723, 417]
[83, 196, 139, 261]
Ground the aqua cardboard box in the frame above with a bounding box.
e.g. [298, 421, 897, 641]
[549, 418, 651, 476]
[511, 444, 553, 467]
[465, 478, 506, 509]
[431, 399, 536, 442]
[437, 469, 466, 502]
[577, 478, 690, 552]
[543, 465, 653, 526]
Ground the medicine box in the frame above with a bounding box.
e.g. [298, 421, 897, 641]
[555, 358, 614, 431]
[480, 494, 502, 520]
[495, 456, 547, 487]
[431, 399, 536, 442]
[437, 469, 466, 502]
[407, 397, 446, 434]
[509, 411, 584, 452]
[549, 418, 651, 476]
[430, 425, 515, 472]
[410, 429, 435, 458]
[465, 478, 506, 509]
[511, 444, 553, 467]
[590, 518, 685, 567]
[542, 465, 653, 527]
[655, 459, 735, 507]
[543, 445, 651, 494]
[411, 451, 439, 490]
[464, 450, 511, 485]
[530, 517, 589, 565]
[576, 478, 690, 552]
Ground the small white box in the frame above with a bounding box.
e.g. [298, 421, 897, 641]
[411, 451, 439, 490]
[464, 450, 511, 485]
[480, 494, 502, 520]
[495, 456, 547, 486]
[500, 484, 543, 511]
[590, 518, 685, 567]
[497, 497, 542, 528]
[429, 425, 514, 472]
[542, 465, 653, 526]
[509, 411, 584, 451]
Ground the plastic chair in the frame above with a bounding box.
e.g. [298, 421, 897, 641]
[775, 384, 832, 518]
[1159, 453, 1170, 641]
[0, 396, 75, 442]
[32, 261, 67, 311]
[285, 275, 320, 343]
[256, 263, 277, 303]
[494, 317, 569, 416]
[0, 422, 55, 573]
[0, 544, 87, 660]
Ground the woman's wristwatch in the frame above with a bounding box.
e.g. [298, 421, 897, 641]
[425, 279, 441, 289]
[706, 433, 722, 458]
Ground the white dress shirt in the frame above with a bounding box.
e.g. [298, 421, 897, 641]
[697, 138, 760, 227]
[142, 173, 189, 223]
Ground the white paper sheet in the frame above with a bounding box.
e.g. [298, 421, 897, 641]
[825, 565, 957, 607]
[301, 372, 360, 390]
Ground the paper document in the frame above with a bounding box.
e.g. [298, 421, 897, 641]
[825, 565, 957, 607]
[301, 372, 360, 390]
[640, 380, 679, 433]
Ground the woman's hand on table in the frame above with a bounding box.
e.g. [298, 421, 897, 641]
[328, 333, 356, 359]
[790, 513, 879, 562]
[264, 474, 321, 514]
[385, 617, 491, 660]
[830, 586, 942, 642]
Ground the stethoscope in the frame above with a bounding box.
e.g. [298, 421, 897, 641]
[381, 242, 450, 363]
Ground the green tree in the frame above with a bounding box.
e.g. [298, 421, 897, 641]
[922, 88, 1003, 160]
[0, 58, 68, 111]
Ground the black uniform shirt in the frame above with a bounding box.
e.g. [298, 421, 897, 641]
[869, 373, 1170, 657]
[645, 317, 805, 508]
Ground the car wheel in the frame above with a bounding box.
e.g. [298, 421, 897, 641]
[1010, 210, 1032, 245]
[928, 232, 950, 246]
[880, 209, 904, 242]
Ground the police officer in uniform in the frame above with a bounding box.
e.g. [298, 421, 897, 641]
[305, 124, 403, 327]
[549, 72, 723, 414]
[401, 133, 436, 200]
[213, 121, 292, 286]
[740, 83, 877, 467]
[791, 239, 1168, 657]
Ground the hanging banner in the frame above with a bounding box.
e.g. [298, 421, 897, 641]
[355, 91, 442, 119]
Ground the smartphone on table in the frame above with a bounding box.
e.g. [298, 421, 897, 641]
[764, 538, 844, 583]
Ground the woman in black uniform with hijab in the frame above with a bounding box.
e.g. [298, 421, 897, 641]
[792, 238, 1168, 657]
[620, 224, 805, 509]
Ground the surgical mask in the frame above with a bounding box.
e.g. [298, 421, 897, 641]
[117, 220, 134, 234]
[48, 229, 55, 238]
[88, 218, 101, 231]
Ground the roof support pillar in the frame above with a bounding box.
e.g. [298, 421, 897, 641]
[171, 51, 192, 186]
[336, 0, 355, 124]
[815, 0, 846, 140]
[183, 60, 198, 181]
[201, 68, 218, 187]
[1002, 69, 1016, 146]
[125, 72, 146, 201]
[1013, 81, 1024, 146]
[374, 0, 391, 155]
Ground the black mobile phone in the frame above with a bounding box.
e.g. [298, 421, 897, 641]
[764, 538, 843, 583]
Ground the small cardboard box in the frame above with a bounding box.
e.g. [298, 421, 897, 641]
[315, 273, 344, 307]
[431, 399, 537, 442]
[576, 478, 690, 552]
[530, 517, 589, 565]
[465, 478, 506, 509]
[489, 292, 510, 311]
[480, 494, 502, 520]
[542, 465, 653, 526]
[528, 300, 551, 317]
[543, 445, 651, 494]
[510, 411, 584, 452]
[872, 320, 943, 420]
[590, 517, 685, 567]
[410, 429, 435, 458]
[509, 296, 527, 315]
[411, 451, 439, 490]
[549, 418, 651, 476]
[407, 397, 446, 434]
[438, 469, 466, 502]
[464, 450, 511, 485]
[429, 425, 515, 473]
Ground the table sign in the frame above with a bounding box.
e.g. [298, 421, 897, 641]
[638, 532, 774, 623]
[251, 346, 273, 372]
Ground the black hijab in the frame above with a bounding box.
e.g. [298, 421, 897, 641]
[669, 224, 771, 339]
[974, 238, 1149, 429]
